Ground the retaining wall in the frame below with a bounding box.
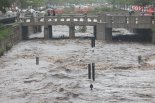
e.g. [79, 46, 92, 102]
[0, 24, 21, 57]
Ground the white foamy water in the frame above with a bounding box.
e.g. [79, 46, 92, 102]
[28, 26, 94, 38]
[0, 26, 155, 103]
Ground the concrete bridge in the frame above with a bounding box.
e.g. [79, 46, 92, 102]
[20, 14, 155, 43]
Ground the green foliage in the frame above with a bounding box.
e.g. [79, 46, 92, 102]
[0, 0, 45, 10]
[4, 0, 46, 9]
[0, 25, 13, 56]
[0, 0, 11, 13]
[0, 25, 11, 40]
[90, 7, 119, 14]
[95, 7, 114, 12]
[45, 0, 107, 5]
[132, 0, 151, 6]
[27, 0, 45, 8]
[106, 0, 151, 6]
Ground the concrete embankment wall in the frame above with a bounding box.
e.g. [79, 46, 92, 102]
[0, 24, 21, 57]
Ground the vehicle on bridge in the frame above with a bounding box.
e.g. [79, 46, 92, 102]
[47, 8, 56, 16]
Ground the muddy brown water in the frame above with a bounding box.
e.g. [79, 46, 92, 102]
[0, 39, 155, 103]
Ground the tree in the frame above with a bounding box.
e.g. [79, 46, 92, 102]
[106, 0, 151, 10]
[132, 0, 151, 11]
[133, 0, 151, 6]
[30, 0, 45, 8]
[0, 0, 11, 13]
[14, 0, 45, 9]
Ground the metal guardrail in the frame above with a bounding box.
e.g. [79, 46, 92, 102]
[0, 17, 16, 24]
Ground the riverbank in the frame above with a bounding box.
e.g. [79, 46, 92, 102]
[0, 24, 20, 57]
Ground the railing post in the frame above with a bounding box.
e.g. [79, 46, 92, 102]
[84, 14, 87, 22]
[70, 15, 73, 22]
[97, 14, 100, 22]
[44, 16, 48, 24]
[57, 15, 61, 22]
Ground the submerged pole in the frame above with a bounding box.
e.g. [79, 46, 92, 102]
[88, 64, 91, 79]
[91, 37, 95, 48]
[36, 57, 39, 65]
[92, 63, 95, 81]
[138, 55, 142, 64]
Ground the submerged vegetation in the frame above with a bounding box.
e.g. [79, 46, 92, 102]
[0, 24, 12, 57]
[0, 24, 11, 40]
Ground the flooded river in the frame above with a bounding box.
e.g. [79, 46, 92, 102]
[0, 26, 155, 103]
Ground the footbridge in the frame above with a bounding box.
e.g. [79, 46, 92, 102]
[20, 14, 155, 43]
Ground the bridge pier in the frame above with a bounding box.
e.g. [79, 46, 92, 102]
[134, 29, 152, 42]
[96, 23, 105, 40]
[21, 26, 29, 40]
[44, 26, 49, 39]
[19, 24, 22, 41]
[44, 25, 53, 39]
[69, 25, 75, 38]
[33, 26, 37, 33]
[105, 28, 112, 41]
[96, 23, 112, 41]
[93, 26, 96, 39]
[38, 25, 42, 32]
[152, 32, 155, 44]
[48, 25, 53, 39]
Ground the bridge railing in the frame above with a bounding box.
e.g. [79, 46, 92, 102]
[45, 15, 99, 23]
[20, 15, 100, 24]
[103, 15, 153, 28]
